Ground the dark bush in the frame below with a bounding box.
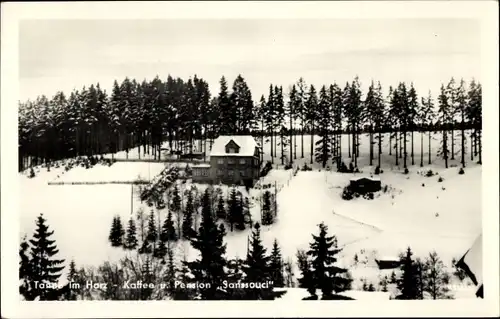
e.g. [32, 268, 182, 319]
[342, 186, 355, 200]
[353, 167, 360, 173]
[363, 192, 374, 200]
[438, 176, 444, 182]
[349, 162, 354, 172]
[29, 167, 35, 178]
[458, 167, 465, 175]
[404, 167, 409, 174]
[338, 162, 349, 173]
[374, 166, 381, 175]
[426, 170, 434, 177]
[422, 183, 425, 187]
[301, 163, 312, 171]
[284, 163, 293, 170]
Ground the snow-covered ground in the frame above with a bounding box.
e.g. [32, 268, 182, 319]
[19, 132, 481, 299]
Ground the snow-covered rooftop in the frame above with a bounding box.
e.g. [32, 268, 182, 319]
[191, 163, 211, 168]
[209, 135, 258, 157]
[350, 175, 381, 182]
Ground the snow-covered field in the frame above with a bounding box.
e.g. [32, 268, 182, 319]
[19, 132, 481, 299]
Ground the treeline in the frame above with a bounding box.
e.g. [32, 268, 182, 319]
[18, 75, 482, 171]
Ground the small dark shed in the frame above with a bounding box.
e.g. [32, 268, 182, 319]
[349, 176, 382, 194]
[375, 257, 401, 270]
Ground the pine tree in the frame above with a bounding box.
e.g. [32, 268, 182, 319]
[261, 190, 273, 226]
[314, 85, 333, 168]
[437, 85, 450, 168]
[162, 210, 177, 242]
[455, 79, 468, 168]
[306, 222, 351, 299]
[185, 188, 228, 300]
[423, 251, 451, 299]
[27, 214, 66, 300]
[306, 85, 318, 164]
[397, 247, 420, 299]
[419, 91, 435, 165]
[124, 217, 138, 250]
[182, 190, 195, 239]
[269, 239, 285, 288]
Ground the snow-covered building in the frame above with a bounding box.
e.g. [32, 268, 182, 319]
[191, 135, 261, 186]
[349, 176, 382, 193]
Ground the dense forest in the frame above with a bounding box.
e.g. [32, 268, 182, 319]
[18, 75, 482, 171]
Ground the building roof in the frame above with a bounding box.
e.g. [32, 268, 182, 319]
[191, 163, 211, 168]
[209, 135, 259, 157]
[350, 176, 381, 182]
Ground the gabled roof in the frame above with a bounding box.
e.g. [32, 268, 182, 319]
[210, 135, 258, 157]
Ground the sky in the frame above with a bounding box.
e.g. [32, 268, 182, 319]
[19, 18, 481, 102]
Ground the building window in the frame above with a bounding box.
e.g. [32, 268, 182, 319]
[217, 169, 223, 176]
[228, 170, 234, 176]
[254, 159, 259, 165]
[239, 159, 246, 165]
[193, 170, 199, 176]
[228, 158, 235, 164]
[228, 148, 236, 154]
[217, 158, 224, 164]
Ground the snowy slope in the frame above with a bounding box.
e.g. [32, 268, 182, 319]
[19, 133, 482, 299]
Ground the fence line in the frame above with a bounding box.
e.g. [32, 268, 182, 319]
[48, 180, 151, 186]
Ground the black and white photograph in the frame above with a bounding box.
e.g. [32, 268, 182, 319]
[1, 1, 499, 318]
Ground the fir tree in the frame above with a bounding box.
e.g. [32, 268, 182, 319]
[162, 210, 177, 242]
[397, 247, 420, 299]
[423, 251, 451, 299]
[228, 188, 245, 231]
[146, 210, 158, 244]
[216, 195, 227, 220]
[185, 188, 228, 300]
[124, 217, 138, 250]
[108, 215, 125, 247]
[306, 222, 351, 299]
[243, 223, 275, 299]
[296, 249, 316, 297]
[261, 190, 273, 226]
[182, 190, 195, 239]
[269, 239, 285, 288]
[27, 214, 66, 300]
[170, 184, 182, 212]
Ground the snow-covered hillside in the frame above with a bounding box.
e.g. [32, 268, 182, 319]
[19, 132, 481, 299]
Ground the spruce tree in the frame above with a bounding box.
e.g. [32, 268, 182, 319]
[397, 247, 420, 299]
[306, 222, 351, 299]
[182, 190, 195, 239]
[185, 188, 228, 300]
[296, 249, 316, 297]
[27, 214, 66, 300]
[65, 259, 79, 300]
[243, 223, 275, 300]
[306, 85, 319, 164]
[124, 217, 138, 250]
[146, 210, 158, 245]
[269, 239, 285, 288]
[162, 211, 177, 242]
[109, 215, 125, 247]
[438, 85, 450, 168]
